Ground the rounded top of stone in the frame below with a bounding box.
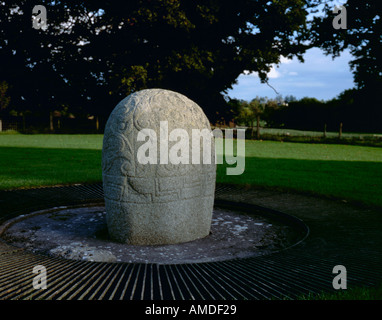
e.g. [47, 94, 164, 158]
[102, 88, 215, 181]
[107, 88, 211, 132]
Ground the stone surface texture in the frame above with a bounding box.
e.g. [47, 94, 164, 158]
[102, 89, 216, 245]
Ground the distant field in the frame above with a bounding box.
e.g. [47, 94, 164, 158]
[0, 134, 103, 149]
[231, 125, 382, 138]
[259, 127, 382, 139]
[1, 134, 381, 207]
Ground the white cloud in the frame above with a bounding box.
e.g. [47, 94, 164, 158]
[243, 65, 281, 79]
[280, 56, 293, 64]
[268, 67, 281, 79]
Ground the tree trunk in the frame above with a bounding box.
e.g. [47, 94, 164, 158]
[339, 122, 343, 139]
[49, 112, 54, 132]
[256, 115, 260, 140]
[22, 113, 26, 132]
[323, 123, 327, 138]
[96, 116, 99, 132]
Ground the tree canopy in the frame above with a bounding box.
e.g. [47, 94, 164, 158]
[311, 0, 381, 91]
[1, 0, 380, 129]
[310, 0, 382, 131]
[1, 0, 312, 122]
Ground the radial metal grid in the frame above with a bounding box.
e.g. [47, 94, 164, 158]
[0, 183, 381, 300]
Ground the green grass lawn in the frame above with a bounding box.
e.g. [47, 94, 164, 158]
[0, 134, 103, 190]
[297, 284, 382, 300]
[1, 134, 382, 207]
[217, 140, 382, 207]
[1, 133, 381, 300]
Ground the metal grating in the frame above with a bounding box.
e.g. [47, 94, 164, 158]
[0, 183, 381, 300]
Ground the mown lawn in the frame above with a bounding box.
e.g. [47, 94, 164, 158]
[0, 134, 103, 190]
[1, 134, 382, 207]
[217, 140, 382, 207]
[1, 133, 381, 300]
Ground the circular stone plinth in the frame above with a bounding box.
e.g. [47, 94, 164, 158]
[1, 205, 299, 264]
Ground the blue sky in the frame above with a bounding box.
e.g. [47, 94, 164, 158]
[226, 47, 355, 102]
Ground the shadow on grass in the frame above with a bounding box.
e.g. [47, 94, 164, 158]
[1, 146, 382, 208]
[217, 156, 382, 208]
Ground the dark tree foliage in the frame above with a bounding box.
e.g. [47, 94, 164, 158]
[265, 91, 381, 133]
[311, 0, 382, 91]
[310, 0, 382, 132]
[0, 0, 312, 122]
[266, 97, 327, 131]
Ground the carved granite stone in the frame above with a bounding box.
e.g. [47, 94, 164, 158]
[102, 89, 216, 245]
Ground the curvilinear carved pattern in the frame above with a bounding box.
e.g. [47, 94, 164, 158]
[102, 89, 215, 205]
[102, 89, 216, 244]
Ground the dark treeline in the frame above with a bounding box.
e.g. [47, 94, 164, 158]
[227, 86, 382, 134]
[269, 87, 382, 133]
